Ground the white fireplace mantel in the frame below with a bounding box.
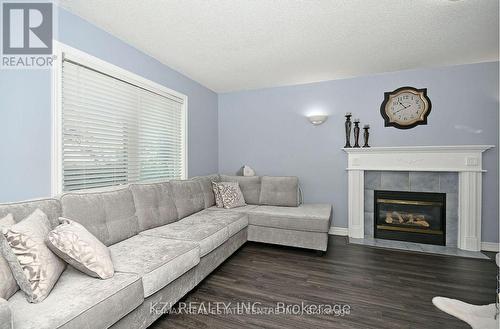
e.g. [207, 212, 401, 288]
[343, 145, 494, 251]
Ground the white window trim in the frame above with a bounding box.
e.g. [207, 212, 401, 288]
[51, 41, 188, 195]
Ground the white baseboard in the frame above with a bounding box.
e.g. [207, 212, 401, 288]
[481, 242, 499, 252]
[329, 227, 499, 252]
[328, 226, 348, 236]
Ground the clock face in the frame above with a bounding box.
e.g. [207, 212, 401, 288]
[380, 87, 431, 129]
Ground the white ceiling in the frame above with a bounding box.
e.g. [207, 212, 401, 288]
[59, 0, 499, 93]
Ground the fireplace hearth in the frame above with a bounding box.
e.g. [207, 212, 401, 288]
[374, 190, 446, 245]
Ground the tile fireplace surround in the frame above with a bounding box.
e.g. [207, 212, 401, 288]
[364, 171, 457, 246]
[343, 145, 494, 253]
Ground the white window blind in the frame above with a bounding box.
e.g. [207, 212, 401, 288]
[61, 57, 186, 192]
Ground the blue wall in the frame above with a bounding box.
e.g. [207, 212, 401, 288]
[218, 62, 499, 243]
[0, 8, 218, 202]
[1, 8, 497, 244]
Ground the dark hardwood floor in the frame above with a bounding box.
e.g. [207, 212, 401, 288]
[151, 236, 497, 329]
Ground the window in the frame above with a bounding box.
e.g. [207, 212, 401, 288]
[52, 44, 187, 193]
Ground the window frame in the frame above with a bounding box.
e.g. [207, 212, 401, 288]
[51, 41, 188, 195]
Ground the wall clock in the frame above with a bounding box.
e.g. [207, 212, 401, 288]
[380, 86, 431, 129]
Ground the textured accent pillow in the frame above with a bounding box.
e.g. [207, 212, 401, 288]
[0, 209, 66, 303]
[0, 214, 18, 300]
[217, 182, 247, 209]
[212, 182, 224, 208]
[47, 218, 114, 279]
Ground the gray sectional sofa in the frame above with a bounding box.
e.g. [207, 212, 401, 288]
[0, 174, 332, 329]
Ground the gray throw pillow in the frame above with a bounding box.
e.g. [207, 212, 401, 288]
[0, 214, 18, 300]
[47, 218, 114, 280]
[212, 182, 224, 208]
[217, 182, 247, 209]
[0, 209, 66, 303]
[259, 176, 299, 207]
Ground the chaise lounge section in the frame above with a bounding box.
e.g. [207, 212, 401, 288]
[0, 174, 331, 329]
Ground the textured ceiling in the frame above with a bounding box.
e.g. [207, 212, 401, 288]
[59, 0, 499, 92]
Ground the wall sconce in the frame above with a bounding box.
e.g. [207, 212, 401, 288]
[307, 114, 328, 126]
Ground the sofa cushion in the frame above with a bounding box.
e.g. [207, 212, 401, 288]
[47, 218, 114, 279]
[192, 175, 219, 208]
[129, 182, 178, 231]
[0, 298, 11, 329]
[1, 209, 66, 303]
[248, 204, 331, 233]
[219, 175, 261, 205]
[259, 176, 299, 207]
[141, 222, 228, 257]
[170, 180, 205, 219]
[8, 267, 142, 329]
[181, 210, 248, 237]
[0, 198, 61, 229]
[207, 204, 259, 213]
[109, 235, 199, 298]
[60, 187, 139, 246]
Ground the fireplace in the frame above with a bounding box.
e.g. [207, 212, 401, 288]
[374, 190, 446, 245]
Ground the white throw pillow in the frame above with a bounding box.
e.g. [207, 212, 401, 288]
[0, 209, 66, 303]
[47, 218, 114, 279]
[0, 214, 18, 300]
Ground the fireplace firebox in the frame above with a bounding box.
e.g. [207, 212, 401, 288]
[374, 190, 446, 245]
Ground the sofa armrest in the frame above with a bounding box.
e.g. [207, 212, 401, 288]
[0, 298, 12, 329]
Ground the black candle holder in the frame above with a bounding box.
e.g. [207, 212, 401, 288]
[363, 125, 370, 148]
[344, 113, 352, 148]
[353, 119, 360, 148]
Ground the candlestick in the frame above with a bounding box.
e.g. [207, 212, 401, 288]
[344, 113, 352, 148]
[363, 125, 370, 148]
[353, 120, 360, 148]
